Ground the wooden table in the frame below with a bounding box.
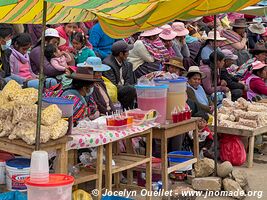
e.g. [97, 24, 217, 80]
[210, 126, 267, 168]
[68, 145, 103, 200]
[152, 118, 199, 191]
[0, 136, 71, 174]
[105, 128, 152, 200]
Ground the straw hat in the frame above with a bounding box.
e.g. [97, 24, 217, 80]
[140, 27, 162, 37]
[252, 61, 267, 71]
[230, 18, 248, 28]
[186, 66, 206, 79]
[164, 57, 185, 70]
[159, 28, 177, 40]
[172, 22, 189, 37]
[207, 30, 226, 41]
[248, 23, 265, 34]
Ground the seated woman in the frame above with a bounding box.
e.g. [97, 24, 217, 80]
[200, 51, 229, 95]
[245, 61, 267, 101]
[186, 66, 213, 114]
[128, 27, 170, 78]
[6, 33, 54, 89]
[82, 56, 116, 115]
[30, 28, 68, 77]
[61, 65, 100, 124]
[164, 57, 186, 76]
[159, 26, 177, 57]
[56, 23, 88, 53]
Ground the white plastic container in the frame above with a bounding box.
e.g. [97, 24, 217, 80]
[30, 151, 49, 183]
[6, 158, 30, 191]
[0, 160, 5, 184]
[135, 84, 168, 124]
[0, 151, 14, 185]
[26, 174, 74, 200]
[154, 77, 187, 93]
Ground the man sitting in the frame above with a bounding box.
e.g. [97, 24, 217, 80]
[103, 40, 137, 109]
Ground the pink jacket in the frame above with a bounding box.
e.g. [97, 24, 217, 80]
[50, 53, 72, 72]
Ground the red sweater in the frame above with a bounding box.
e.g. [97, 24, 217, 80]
[250, 77, 267, 96]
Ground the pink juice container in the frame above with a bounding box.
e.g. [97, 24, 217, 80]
[135, 84, 168, 124]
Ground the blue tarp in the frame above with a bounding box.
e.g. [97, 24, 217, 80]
[0, 191, 27, 200]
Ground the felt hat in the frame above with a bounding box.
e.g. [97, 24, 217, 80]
[230, 18, 248, 28]
[249, 42, 267, 54]
[67, 64, 101, 82]
[45, 28, 66, 46]
[140, 27, 162, 37]
[84, 57, 110, 72]
[207, 30, 226, 41]
[172, 22, 189, 36]
[159, 28, 177, 40]
[248, 23, 265, 34]
[186, 66, 206, 79]
[111, 40, 133, 55]
[164, 57, 185, 70]
[221, 49, 238, 60]
[252, 61, 267, 71]
[160, 24, 172, 30]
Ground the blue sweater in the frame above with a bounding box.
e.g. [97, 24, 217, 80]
[89, 23, 115, 60]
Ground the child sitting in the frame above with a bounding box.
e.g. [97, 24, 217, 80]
[72, 32, 95, 64]
[184, 111, 214, 159]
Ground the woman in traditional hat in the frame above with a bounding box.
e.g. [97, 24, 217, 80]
[220, 18, 249, 65]
[61, 65, 101, 123]
[247, 23, 265, 49]
[200, 30, 226, 64]
[164, 57, 186, 76]
[159, 27, 177, 57]
[245, 61, 267, 101]
[128, 27, 170, 78]
[186, 66, 213, 113]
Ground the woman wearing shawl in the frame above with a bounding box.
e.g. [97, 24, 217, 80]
[128, 27, 170, 78]
[220, 18, 249, 66]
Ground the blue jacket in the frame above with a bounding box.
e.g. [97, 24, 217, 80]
[89, 23, 115, 60]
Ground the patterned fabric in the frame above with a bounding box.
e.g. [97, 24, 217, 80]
[142, 37, 170, 61]
[220, 29, 242, 52]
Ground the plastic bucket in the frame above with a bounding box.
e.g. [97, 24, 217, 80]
[6, 158, 30, 191]
[135, 84, 168, 124]
[0, 152, 14, 185]
[154, 77, 187, 93]
[25, 174, 74, 200]
[166, 92, 186, 120]
[42, 97, 74, 118]
[168, 151, 193, 172]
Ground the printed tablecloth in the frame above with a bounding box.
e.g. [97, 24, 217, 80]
[67, 123, 158, 150]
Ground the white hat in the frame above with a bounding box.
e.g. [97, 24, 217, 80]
[45, 28, 66, 46]
[186, 66, 206, 79]
[207, 30, 226, 41]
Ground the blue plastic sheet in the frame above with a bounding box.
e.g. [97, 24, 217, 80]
[0, 191, 27, 200]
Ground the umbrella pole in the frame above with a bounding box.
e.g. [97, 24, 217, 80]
[213, 15, 218, 176]
[35, 0, 48, 151]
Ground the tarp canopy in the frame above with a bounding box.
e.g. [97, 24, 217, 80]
[239, 5, 267, 16]
[0, 0, 261, 38]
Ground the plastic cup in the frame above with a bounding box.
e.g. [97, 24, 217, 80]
[182, 111, 187, 121]
[30, 151, 49, 183]
[127, 116, 133, 124]
[178, 112, 183, 122]
[186, 110, 191, 120]
[172, 113, 178, 123]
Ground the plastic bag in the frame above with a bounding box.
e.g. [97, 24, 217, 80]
[220, 134, 246, 166]
[73, 189, 93, 200]
[102, 76, 118, 103]
[0, 191, 27, 200]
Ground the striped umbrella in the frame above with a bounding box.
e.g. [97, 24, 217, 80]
[0, 0, 261, 38]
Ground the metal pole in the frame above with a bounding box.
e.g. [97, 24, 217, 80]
[213, 15, 218, 176]
[35, 0, 47, 151]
